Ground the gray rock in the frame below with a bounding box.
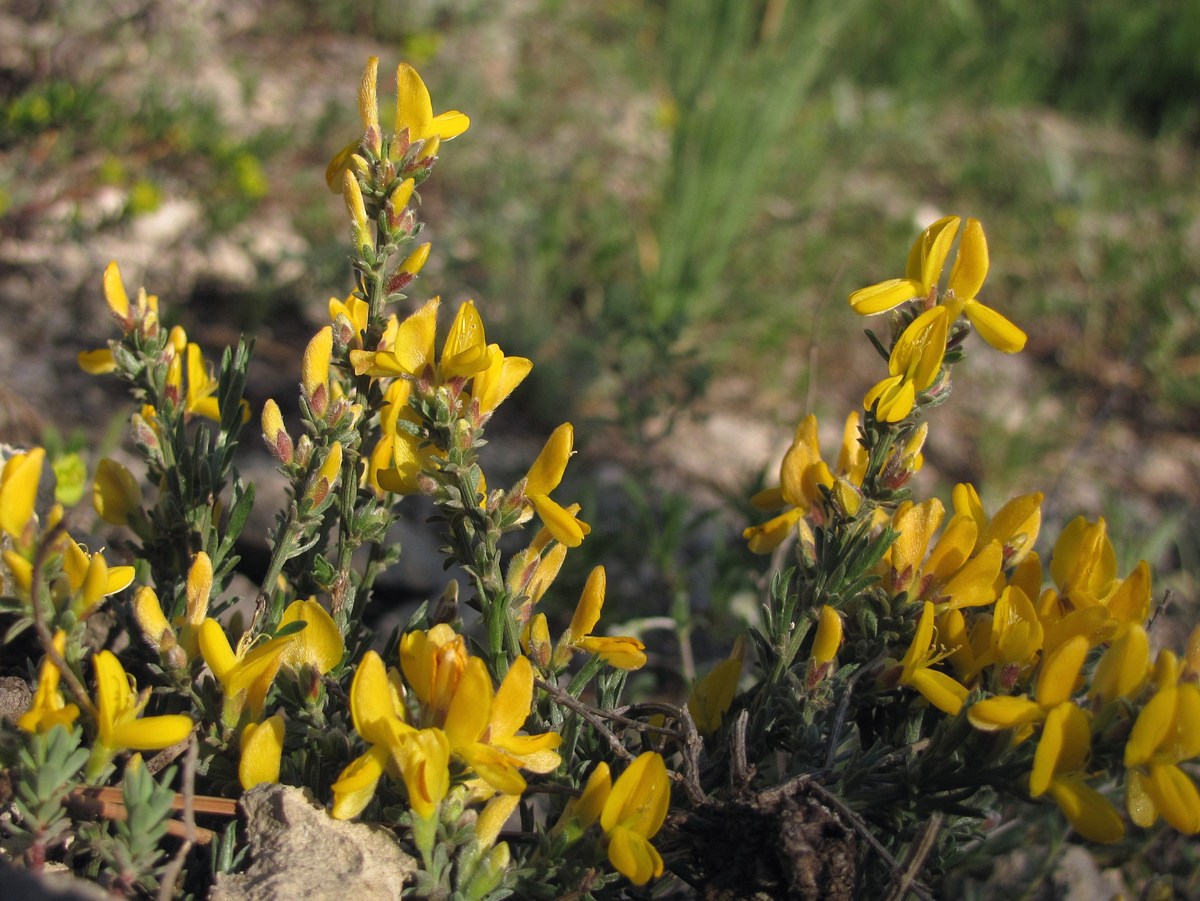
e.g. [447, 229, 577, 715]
[210, 784, 415, 901]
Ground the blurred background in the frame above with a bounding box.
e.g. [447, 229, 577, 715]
[3, 0, 1200, 892]
[4, 0, 1200, 661]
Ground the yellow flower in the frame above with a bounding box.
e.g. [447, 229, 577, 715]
[523, 423, 589, 548]
[600, 752, 670, 885]
[470, 344, 533, 417]
[330, 650, 452, 821]
[394, 61, 471, 146]
[327, 58, 469, 191]
[88, 650, 193, 777]
[883, 499, 1002, 611]
[743, 415, 832, 554]
[1090, 624, 1151, 704]
[61, 538, 135, 618]
[198, 619, 299, 726]
[278, 598, 344, 676]
[849, 216, 1026, 353]
[558, 566, 646, 670]
[92, 458, 142, 527]
[850, 215, 962, 314]
[896, 601, 970, 715]
[1, 447, 45, 543]
[688, 636, 745, 735]
[1031, 701, 1124, 843]
[400, 624, 470, 724]
[968, 635, 1088, 735]
[864, 305, 950, 423]
[443, 656, 561, 795]
[989, 585, 1043, 675]
[17, 630, 81, 734]
[239, 714, 285, 790]
[1124, 682, 1200, 834]
[951, 483, 1043, 568]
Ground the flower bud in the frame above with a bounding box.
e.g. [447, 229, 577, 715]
[302, 327, 333, 418]
[261, 399, 294, 464]
[521, 613, 552, 668]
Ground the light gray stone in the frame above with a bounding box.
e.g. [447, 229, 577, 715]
[210, 784, 416, 901]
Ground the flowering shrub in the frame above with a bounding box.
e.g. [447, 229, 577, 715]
[1, 57, 1197, 899]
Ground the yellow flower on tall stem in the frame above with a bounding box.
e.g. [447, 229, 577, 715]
[849, 215, 1025, 353]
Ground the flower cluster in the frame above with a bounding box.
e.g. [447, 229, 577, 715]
[6, 52, 1197, 901]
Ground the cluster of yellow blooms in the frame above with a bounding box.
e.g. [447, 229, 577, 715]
[4, 57, 676, 892]
[9, 52, 1200, 897]
[744, 216, 1200, 847]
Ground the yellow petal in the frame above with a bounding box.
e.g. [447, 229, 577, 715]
[576, 635, 648, 670]
[1126, 768, 1158, 828]
[395, 63, 434, 141]
[946, 217, 989, 301]
[849, 278, 925, 315]
[567, 566, 606, 642]
[601, 751, 669, 838]
[279, 598, 344, 675]
[490, 656, 534, 740]
[529, 494, 586, 548]
[909, 667, 969, 716]
[357, 56, 379, 131]
[1091, 624, 1149, 702]
[608, 826, 664, 885]
[440, 300, 490, 380]
[111, 714, 193, 751]
[1147, 763, 1200, 834]
[476, 793, 520, 848]
[443, 657, 493, 749]
[186, 552, 214, 626]
[78, 348, 117, 374]
[93, 458, 142, 526]
[526, 423, 573, 496]
[1125, 687, 1177, 768]
[743, 507, 803, 554]
[239, 714, 285, 789]
[103, 262, 131, 319]
[331, 745, 389, 819]
[967, 695, 1044, 731]
[1047, 778, 1125, 843]
[0, 448, 44, 540]
[963, 300, 1027, 353]
[302, 327, 333, 401]
[908, 215, 961, 289]
[1036, 635, 1087, 709]
[350, 651, 407, 746]
[391, 297, 441, 375]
